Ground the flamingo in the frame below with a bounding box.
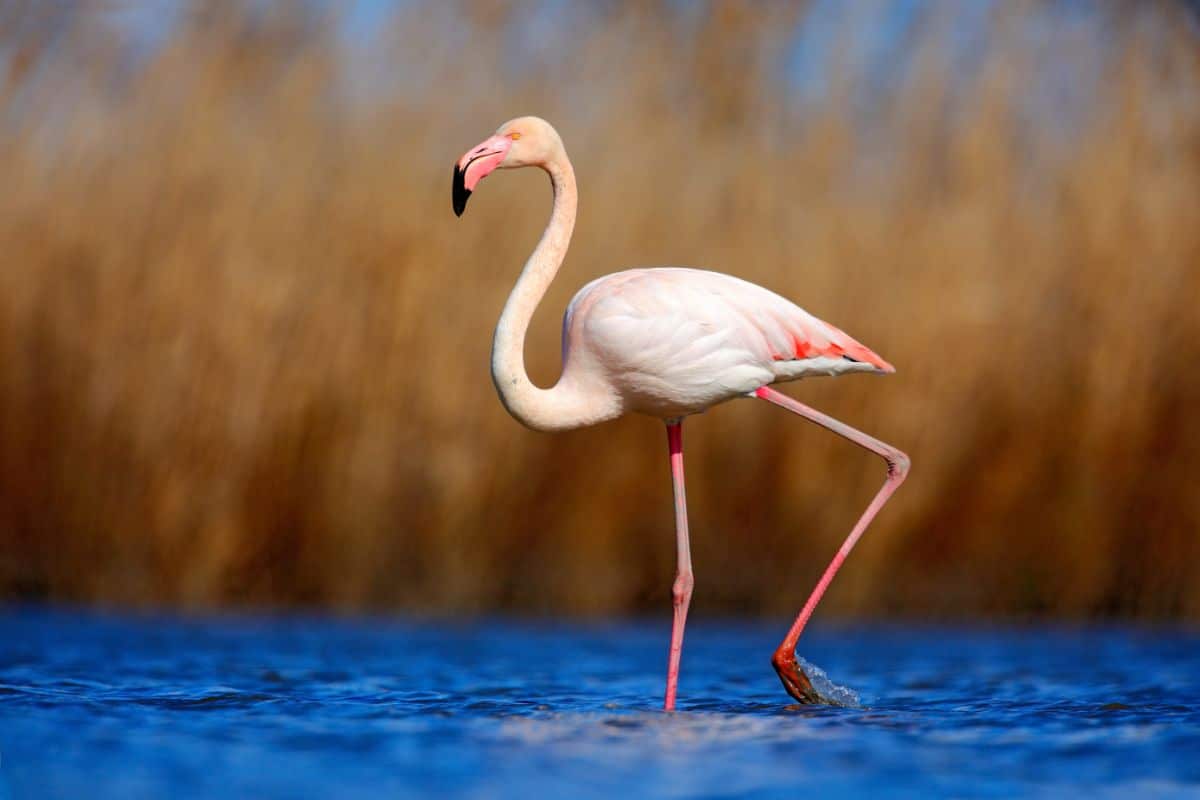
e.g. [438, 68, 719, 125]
[452, 116, 909, 711]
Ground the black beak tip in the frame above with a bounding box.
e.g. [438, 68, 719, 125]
[452, 164, 470, 217]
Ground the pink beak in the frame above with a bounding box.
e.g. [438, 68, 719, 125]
[452, 135, 512, 217]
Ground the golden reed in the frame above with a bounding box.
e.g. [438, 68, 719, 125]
[0, 1, 1197, 618]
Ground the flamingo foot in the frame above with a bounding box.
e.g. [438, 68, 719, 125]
[771, 649, 822, 704]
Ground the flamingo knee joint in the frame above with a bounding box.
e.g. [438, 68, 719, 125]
[673, 571, 695, 604]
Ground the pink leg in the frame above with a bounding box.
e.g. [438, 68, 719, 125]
[755, 386, 909, 703]
[663, 419, 694, 712]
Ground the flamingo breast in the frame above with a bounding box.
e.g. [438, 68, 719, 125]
[561, 268, 892, 418]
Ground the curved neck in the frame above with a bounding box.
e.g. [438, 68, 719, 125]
[490, 154, 618, 432]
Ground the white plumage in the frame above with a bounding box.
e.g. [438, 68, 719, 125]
[564, 268, 892, 418]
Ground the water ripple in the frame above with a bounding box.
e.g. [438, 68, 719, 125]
[0, 609, 1197, 799]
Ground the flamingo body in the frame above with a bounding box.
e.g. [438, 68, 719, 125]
[563, 267, 893, 419]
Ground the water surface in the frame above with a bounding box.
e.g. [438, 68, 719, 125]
[1, 608, 1197, 798]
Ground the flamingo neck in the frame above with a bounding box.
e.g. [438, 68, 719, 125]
[491, 153, 618, 432]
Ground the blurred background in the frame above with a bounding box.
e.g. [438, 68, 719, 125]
[0, 0, 1197, 621]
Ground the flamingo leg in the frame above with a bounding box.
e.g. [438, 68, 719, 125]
[663, 419, 694, 712]
[755, 385, 909, 703]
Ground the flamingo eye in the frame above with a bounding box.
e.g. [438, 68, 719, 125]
[508, 132, 521, 141]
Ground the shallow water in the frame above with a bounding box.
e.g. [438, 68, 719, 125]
[0, 608, 1197, 799]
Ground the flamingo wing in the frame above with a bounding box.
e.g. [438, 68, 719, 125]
[564, 268, 891, 415]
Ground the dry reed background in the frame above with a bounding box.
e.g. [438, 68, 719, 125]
[0, 0, 1198, 620]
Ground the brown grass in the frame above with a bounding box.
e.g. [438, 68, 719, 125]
[1, 0, 1198, 619]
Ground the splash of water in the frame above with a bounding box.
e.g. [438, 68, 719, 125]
[797, 656, 861, 707]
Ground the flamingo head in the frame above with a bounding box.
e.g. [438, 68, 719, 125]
[452, 116, 563, 216]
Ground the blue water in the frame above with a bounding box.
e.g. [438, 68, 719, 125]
[1, 608, 1197, 799]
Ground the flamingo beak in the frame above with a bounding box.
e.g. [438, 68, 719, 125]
[452, 135, 512, 217]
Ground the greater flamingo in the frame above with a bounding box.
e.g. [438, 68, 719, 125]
[453, 117, 909, 710]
